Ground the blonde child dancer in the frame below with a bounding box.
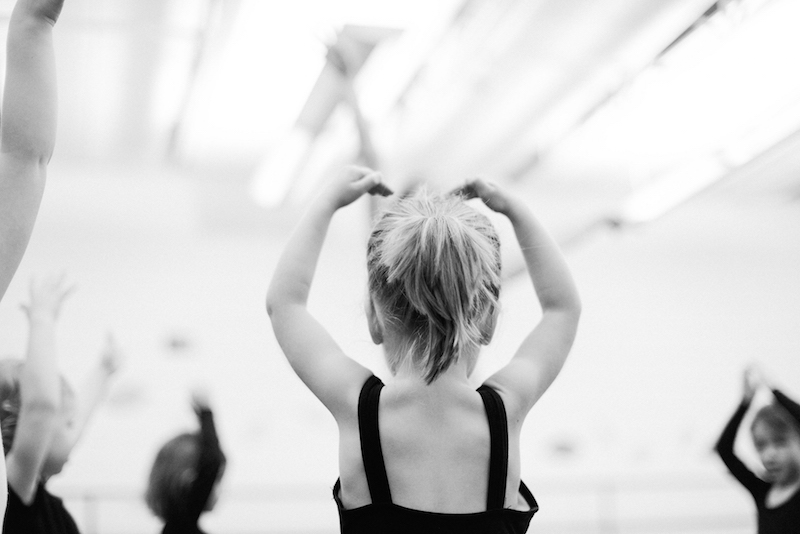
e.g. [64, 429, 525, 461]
[715, 366, 800, 532]
[0, 275, 122, 533]
[267, 167, 581, 533]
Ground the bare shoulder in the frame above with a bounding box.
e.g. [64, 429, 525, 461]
[479, 376, 531, 430]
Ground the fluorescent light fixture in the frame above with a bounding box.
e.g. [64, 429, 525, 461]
[616, 157, 728, 225]
[721, 99, 800, 168]
[594, 0, 800, 225]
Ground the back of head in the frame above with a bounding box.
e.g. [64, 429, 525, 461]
[146, 433, 199, 521]
[0, 359, 23, 455]
[367, 189, 501, 384]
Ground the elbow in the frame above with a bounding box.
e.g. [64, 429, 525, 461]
[265, 290, 278, 319]
[547, 296, 582, 321]
[1, 141, 55, 169]
[266, 284, 303, 319]
[24, 397, 59, 421]
[568, 295, 582, 318]
[20, 373, 61, 417]
[265, 292, 287, 322]
[540, 284, 582, 319]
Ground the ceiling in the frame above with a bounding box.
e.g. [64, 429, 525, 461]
[1, 0, 797, 235]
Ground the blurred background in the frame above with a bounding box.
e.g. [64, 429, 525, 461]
[0, 0, 799, 532]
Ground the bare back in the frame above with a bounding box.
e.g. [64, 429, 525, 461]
[337, 377, 529, 513]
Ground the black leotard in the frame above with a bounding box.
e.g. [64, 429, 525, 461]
[334, 375, 538, 534]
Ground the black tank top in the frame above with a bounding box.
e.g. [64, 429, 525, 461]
[333, 375, 538, 534]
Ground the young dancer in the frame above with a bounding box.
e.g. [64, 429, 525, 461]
[145, 392, 226, 534]
[0, 0, 65, 303]
[0, 275, 122, 533]
[267, 167, 581, 532]
[715, 366, 800, 532]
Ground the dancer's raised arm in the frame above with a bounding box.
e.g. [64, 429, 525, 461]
[0, 0, 64, 301]
[456, 178, 581, 416]
[7, 275, 71, 503]
[267, 166, 390, 417]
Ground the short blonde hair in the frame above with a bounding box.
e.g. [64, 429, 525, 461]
[367, 189, 501, 383]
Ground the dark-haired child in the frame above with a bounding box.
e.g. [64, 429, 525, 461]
[715, 366, 800, 533]
[146, 392, 226, 534]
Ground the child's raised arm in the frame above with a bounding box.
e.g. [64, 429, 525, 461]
[7, 274, 72, 503]
[68, 333, 122, 450]
[184, 390, 226, 522]
[327, 43, 379, 170]
[713, 367, 765, 497]
[0, 0, 64, 302]
[267, 166, 390, 418]
[457, 178, 581, 416]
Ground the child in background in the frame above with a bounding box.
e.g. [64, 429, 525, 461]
[0, 275, 122, 533]
[267, 168, 581, 533]
[146, 391, 226, 534]
[0, 0, 65, 303]
[715, 366, 800, 532]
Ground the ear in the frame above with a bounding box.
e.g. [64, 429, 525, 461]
[479, 305, 498, 345]
[366, 297, 384, 345]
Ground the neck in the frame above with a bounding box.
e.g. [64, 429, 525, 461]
[388, 354, 475, 388]
[380, 325, 481, 386]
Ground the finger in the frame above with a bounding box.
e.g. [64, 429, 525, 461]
[326, 47, 346, 74]
[451, 181, 477, 199]
[345, 164, 375, 179]
[469, 177, 493, 193]
[103, 334, 119, 360]
[352, 171, 383, 192]
[368, 182, 393, 197]
[448, 184, 465, 197]
[61, 283, 77, 300]
[56, 284, 77, 308]
[191, 387, 211, 409]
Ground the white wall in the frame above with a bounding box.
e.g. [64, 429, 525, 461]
[0, 156, 797, 533]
